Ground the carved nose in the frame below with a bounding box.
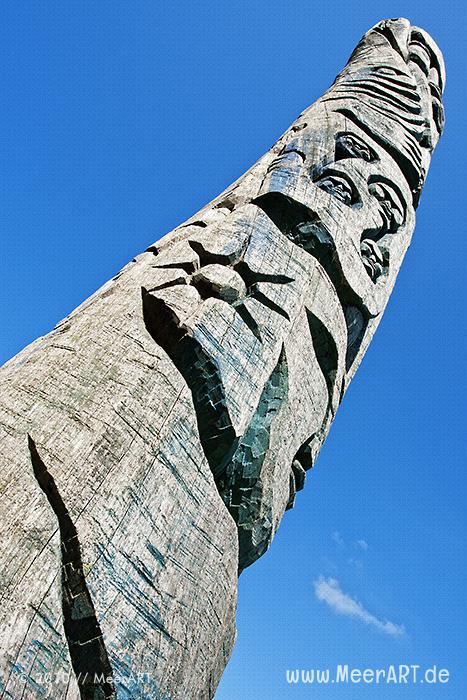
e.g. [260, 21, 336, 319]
[190, 264, 247, 303]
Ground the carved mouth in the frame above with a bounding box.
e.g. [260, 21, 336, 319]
[360, 237, 386, 282]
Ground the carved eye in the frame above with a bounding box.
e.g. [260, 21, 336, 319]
[368, 182, 404, 230]
[335, 133, 377, 163]
[374, 66, 399, 76]
[316, 175, 355, 206]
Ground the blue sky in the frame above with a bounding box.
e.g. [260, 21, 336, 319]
[1, 2, 466, 698]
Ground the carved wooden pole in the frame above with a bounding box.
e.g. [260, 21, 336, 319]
[0, 19, 444, 700]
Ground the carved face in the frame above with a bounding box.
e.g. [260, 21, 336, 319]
[142, 18, 444, 571]
[257, 111, 415, 317]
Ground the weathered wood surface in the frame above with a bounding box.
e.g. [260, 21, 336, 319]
[0, 19, 444, 700]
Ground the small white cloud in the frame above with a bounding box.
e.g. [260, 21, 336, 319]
[356, 539, 368, 551]
[332, 531, 344, 547]
[313, 576, 405, 637]
[348, 557, 364, 570]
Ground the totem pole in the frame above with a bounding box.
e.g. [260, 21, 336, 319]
[0, 18, 444, 700]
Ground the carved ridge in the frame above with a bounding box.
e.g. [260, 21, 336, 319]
[28, 436, 116, 700]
